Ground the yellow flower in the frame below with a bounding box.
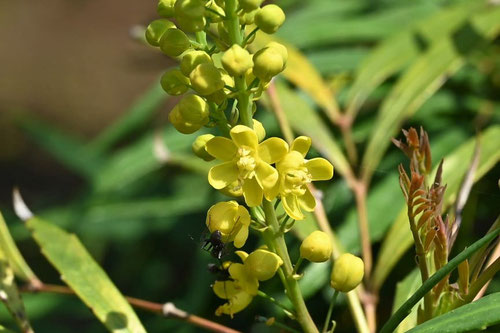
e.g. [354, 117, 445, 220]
[206, 201, 251, 248]
[206, 125, 288, 207]
[270, 136, 334, 220]
[244, 248, 283, 281]
[213, 262, 259, 317]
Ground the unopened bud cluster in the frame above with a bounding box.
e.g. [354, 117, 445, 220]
[146, 0, 288, 135]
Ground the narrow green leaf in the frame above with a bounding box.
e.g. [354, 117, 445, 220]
[0, 212, 38, 283]
[407, 292, 500, 332]
[274, 82, 350, 177]
[393, 269, 421, 333]
[92, 128, 210, 193]
[18, 117, 101, 178]
[373, 125, 500, 290]
[346, 0, 486, 116]
[361, 6, 500, 183]
[0, 252, 33, 333]
[380, 228, 500, 333]
[89, 81, 167, 154]
[26, 217, 147, 333]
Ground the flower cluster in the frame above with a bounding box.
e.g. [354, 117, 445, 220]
[146, 0, 358, 325]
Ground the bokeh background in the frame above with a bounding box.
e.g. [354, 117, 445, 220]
[1, 0, 499, 332]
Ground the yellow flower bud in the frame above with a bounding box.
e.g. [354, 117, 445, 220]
[239, 9, 258, 25]
[190, 63, 225, 95]
[253, 119, 266, 142]
[160, 69, 189, 95]
[255, 4, 285, 34]
[159, 28, 191, 57]
[157, 0, 176, 18]
[206, 1, 225, 22]
[266, 42, 288, 67]
[168, 106, 201, 134]
[180, 50, 212, 76]
[300, 231, 332, 262]
[221, 45, 254, 77]
[252, 47, 284, 81]
[244, 249, 283, 281]
[330, 253, 364, 293]
[174, 0, 205, 19]
[240, 0, 263, 12]
[177, 94, 209, 124]
[192, 134, 215, 161]
[177, 15, 206, 33]
[145, 19, 176, 47]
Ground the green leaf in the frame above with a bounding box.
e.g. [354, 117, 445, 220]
[299, 261, 330, 300]
[373, 125, 500, 290]
[0, 212, 38, 283]
[279, 2, 440, 48]
[18, 117, 101, 178]
[380, 228, 500, 333]
[393, 269, 421, 333]
[408, 292, 500, 333]
[360, 6, 500, 183]
[0, 254, 33, 333]
[274, 82, 350, 177]
[92, 128, 210, 193]
[346, 0, 486, 116]
[254, 34, 340, 122]
[89, 81, 168, 154]
[26, 217, 147, 333]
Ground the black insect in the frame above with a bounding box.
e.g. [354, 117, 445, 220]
[202, 230, 227, 260]
[207, 263, 232, 282]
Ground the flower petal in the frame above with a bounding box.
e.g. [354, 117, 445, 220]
[291, 136, 311, 157]
[306, 158, 334, 181]
[258, 138, 289, 164]
[208, 162, 239, 189]
[206, 201, 238, 233]
[213, 280, 238, 300]
[282, 194, 304, 220]
[230, 125, 258, 149]
[298, 187, 316, 212]
[229, 263, 259, 295]
[215, 291, 253, 317]
[277, 151, 304, 172]
[233, 226, 249, 248]
[255, 161, 278, 190]
[237, 206, 251, 226]
[206, 137, 237, 161]
[242, 177, 263, 207]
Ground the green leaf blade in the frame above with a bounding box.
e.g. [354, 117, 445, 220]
[26, 217, 146, 333]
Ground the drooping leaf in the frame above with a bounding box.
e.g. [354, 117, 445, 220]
[346, 0, 486, 116]
[360, 6, 500, 183]
[0, 212, 38, 283]
[407, 292, 500, 333]
[0, 253, 33, 333]
[26, 217, 147, 333]
[373, 125, 500, 290]
[92, 128, 211, 193]
[18, 117, 101, 178]
[254, 34, 340, 122]
[274, 82, 350, 177]
[89, 81, 168, 154]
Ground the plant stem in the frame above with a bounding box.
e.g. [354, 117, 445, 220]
[257, 290, 295, 318]
[322, 290, 339, 333]
[380, 227, 500, 333]
[353, 182, 372, 280]
[262, 199, 319, 333]
[21, 283, 240, 333]
[292, 257, 304, 276]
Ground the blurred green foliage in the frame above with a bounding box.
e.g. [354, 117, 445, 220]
[1, 0, 499, 332]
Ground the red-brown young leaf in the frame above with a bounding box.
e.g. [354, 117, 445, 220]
[417, 210, 434, 230]
[406, 127, 420, 148]
[410, 172, 425, 197]
[421, 129, 432, 172]
[424, 227, 437, 252]
[414, 197, 430, 206]
[432, 159, 444, 188]
[392, 138, 412, 157]
[414, 189, 427, 198]
[414, 203, 430, 216]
